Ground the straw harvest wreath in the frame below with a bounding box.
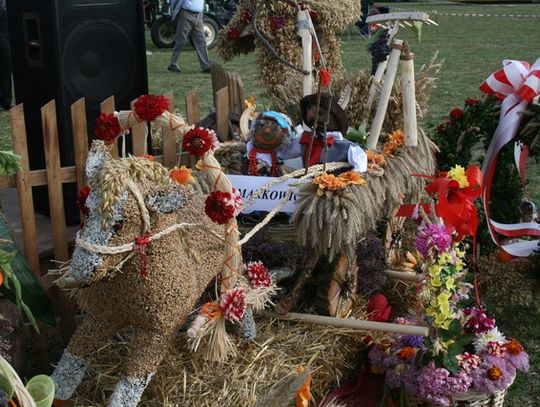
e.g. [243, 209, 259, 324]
[51, 94, 368, 407]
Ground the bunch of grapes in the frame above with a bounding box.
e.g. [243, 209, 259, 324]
[368, 29, 390, 75]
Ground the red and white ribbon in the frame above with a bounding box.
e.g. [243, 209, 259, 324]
[479, 58, 540, 257]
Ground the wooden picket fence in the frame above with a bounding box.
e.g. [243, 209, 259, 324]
[1, 63, 245, 369]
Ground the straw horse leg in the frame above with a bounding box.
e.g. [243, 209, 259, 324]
[52, 310, 124, 401]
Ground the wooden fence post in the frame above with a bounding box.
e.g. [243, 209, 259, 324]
[41, 100, 76, 342]
[130, 100, 147, 156]
[215, 87, 229, 141]
[185, 91, 201, 167]
[10, 104, 50, 369]
[162, 92, 177, 169]
[71, 98, 89, 190]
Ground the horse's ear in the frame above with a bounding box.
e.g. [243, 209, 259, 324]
[86, 140, 111, 184]
[146, 185, 189, 214]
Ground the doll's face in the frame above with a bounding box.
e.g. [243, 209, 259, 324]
[306, 103, 339, 132]
[252, 116, 286, 150]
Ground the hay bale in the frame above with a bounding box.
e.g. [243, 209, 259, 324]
[72, 303, 388, 406]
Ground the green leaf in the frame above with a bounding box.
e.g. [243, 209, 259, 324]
[0, 215, 56, 326]
[411, 22, 423, 42]
[456, 333, 474, 346]
[448, 319, 462, 337]
[0, 151, 22, 176]
[439, 328, 452, 341]
[448, 343, 464, 356]
[443, 354, 459, 374]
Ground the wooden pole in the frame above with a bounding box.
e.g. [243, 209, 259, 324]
[386, 269, 423, 282]
[71, 98, 89, 189]
[400, 42, 418, 147]
[361, 22, 400, 130]
[366, 39, 403, 150]
[267, 311, 429, 336]
[298, 9, 313, 97]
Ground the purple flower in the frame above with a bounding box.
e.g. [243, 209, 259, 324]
[401, 366, 421, 395]
[415, 223, 452, 257]
[471, 357, 514, 395]
[416, 363, 472, 406]
[385, 368, 402, 388]
[368, 345, 395, 371]
[401, 334, 425, 348]
[463, 307, 496, 334]
[503, 343, 529, 372]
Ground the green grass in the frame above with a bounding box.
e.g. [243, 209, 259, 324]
[0, 2, 539, 403]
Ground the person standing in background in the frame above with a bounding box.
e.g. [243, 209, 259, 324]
[168, 0, 211, 74]
[0, 0, 12, 111]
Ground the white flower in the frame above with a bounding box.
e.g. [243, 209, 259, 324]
[473, 327, 506, 353]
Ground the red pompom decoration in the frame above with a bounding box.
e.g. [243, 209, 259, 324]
[204, 191, 236, 225]
[182, 127, 218, 157]
[227, 27, 241, 41]
[466, 98, 479, 106]
[240, 11, 252, 23]
[450, 107, 463, 120]
[76, 185, 91, 216]
[134, 94, 170, 122]
[269, 15, 287, 32]
[319, 67, 331, 88]
[245, 261, 271, 288]
[220, 288, 246, 322]
[95, 113, 121, 143]
[367, 294, 392, 322]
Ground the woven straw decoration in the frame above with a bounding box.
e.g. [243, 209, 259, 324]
[405, 387, 508, 407]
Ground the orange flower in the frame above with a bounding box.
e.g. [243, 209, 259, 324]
[382, 130, 405, 158]
[488, 367, 503, 380]
[313, 172, 346, 195]
[367, 150, 386, 165]
[0, 271, 3, 287]
[136, 154, 154, 161]
[337, 171, 367, 186]
[170, 166, 194, 185]
[397, 347, 416, 361]
[505, 340, 524, 355]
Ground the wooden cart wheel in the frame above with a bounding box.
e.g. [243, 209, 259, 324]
[316, 251, 358, 318]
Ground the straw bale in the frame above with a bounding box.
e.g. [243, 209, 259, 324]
[72, 302, 387, 406]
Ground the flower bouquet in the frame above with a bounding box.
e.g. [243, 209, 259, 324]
[369, 216, 529, 406]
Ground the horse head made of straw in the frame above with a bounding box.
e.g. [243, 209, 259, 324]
[51, 140, 226, 407]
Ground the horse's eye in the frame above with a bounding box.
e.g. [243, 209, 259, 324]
[113, 221, 123, 233]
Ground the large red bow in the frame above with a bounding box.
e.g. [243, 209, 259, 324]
[397, 165, 483, 241]
[479, 58, 540, 256]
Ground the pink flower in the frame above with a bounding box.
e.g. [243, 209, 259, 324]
[231, 188, 243, 216]
[414, 222, 452, 257]
[220, 288, 246, 322]
[487, 341, 506, 358]
[463, 307, 496, 334]
[458, 352, 481, 373]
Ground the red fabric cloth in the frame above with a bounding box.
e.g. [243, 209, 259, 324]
[299, 132, 335, 167]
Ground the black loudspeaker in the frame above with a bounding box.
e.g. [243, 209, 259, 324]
[7, 0, 148, 223]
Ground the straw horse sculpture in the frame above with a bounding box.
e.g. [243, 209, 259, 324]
[51, 141, 225, 406]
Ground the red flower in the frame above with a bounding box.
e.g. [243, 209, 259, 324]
[437, 120, 452, 133]
[450, 108, 463, 120]
[134, 94, 170, 122]
[319, 67, 331, 88]
[397, 347, 416, 361]
[245, 261, 271, 288]
[269, 15, 287, 32]
[220, 287, 246, 322]
[227, 27, 241, 40]
[95, 113, 121, 143]
[204, 191, 236, 224]
[240, 11, 252, 23]
[182, 127, 218, 157]
[76, 185, 91, 216]
[466, 99, 479, 106]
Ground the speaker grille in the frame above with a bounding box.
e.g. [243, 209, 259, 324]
[61, 20, 136, 109]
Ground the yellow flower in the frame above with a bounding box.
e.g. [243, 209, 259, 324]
[447, 165, 470, 188]
[437, 291, 451, 314]
[445, 277, 455, 290]
[429, 265, 441, 278]
[430, 276, 443, 288]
